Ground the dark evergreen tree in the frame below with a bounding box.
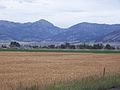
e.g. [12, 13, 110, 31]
[9, 41, 21, 48]
[60, 44, 66, 49]
[105, 44, 115, 49]
[48, 45, 55, 49]
[1, 45, 7, 48]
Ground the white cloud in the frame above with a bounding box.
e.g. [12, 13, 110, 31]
[0, 0, 120, 27]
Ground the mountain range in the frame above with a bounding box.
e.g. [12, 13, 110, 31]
[0, 19, 120, 43]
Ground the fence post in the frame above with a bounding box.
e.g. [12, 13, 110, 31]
[103, 67, 106, 77]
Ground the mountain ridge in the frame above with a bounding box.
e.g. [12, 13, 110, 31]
[0, 19, 120, 43]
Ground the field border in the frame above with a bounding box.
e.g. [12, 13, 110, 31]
[0, 49, 120, 54]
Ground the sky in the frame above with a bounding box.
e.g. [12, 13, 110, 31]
[0, 0, 120, 28]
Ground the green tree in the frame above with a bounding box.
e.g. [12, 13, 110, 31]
[65, 43, 70, 49]
[92, 44, 104, 49]
[48, 45, 55, 49]
[60, 44, 66, 49]
[9, 41, 21, 48]
[105, 44, 114, 49]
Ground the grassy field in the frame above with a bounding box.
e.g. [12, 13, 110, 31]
[16, 74, 120, 90]
[46, 74, 120, 90]
[0, 52, 120, 90]
[0, 49, 120, 53]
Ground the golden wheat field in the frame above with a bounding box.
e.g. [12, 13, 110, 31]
[0, 52, 120, 90]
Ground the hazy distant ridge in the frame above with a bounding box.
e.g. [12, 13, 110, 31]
[0, 19, 120, 43]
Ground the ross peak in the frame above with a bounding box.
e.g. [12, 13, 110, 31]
[34, 19, 54, 26]
[38, 19, 49, 22]
[37, 19, 51, 24]
[81, 22, 90, 24]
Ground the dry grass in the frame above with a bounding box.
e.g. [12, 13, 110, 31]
[0, 52, 120, 90]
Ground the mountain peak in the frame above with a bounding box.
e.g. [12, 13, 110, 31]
[37, 19, 52, 24]
[38, 19, 49, 22]
[34, 19, 54, 27]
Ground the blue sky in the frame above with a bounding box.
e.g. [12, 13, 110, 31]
[0, 0, 120, 27]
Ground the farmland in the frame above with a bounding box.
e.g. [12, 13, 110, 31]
[0, 52, 120, 90]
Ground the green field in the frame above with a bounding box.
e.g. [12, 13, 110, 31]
[0, 49, 120, 54]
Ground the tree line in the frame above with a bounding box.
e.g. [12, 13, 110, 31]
[47, 43, 116, 50]
[0, 41, 118, 50]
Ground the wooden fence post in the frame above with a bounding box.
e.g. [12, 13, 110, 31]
[103, 67, 106, 77]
